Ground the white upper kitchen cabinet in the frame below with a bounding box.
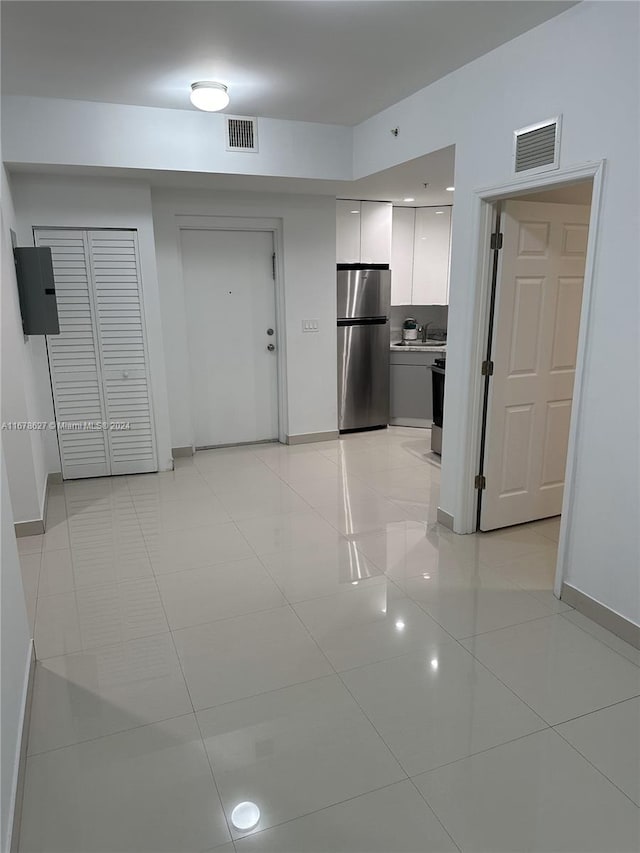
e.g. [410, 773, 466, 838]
[412, 207, 451, 305]
[336, 200, 392, 264]
[391, 207, 415, 304]
[336, 200, 362, 263]
[360, 201, 392, 264]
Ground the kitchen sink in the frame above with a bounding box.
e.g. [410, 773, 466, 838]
[395, 340, 445, 347]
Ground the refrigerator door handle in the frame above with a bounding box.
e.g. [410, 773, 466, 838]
[337, 317, 388, 327]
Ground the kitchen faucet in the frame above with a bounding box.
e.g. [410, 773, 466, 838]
[420, 322, 433, 342]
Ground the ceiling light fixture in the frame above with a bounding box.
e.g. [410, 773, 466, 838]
[403, 197, 415, 202]
[190, 81, 230, 112]
[446, 186, 455, 192]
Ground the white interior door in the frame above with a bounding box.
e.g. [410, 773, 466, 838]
[180, 229, 278, 448]
[480, 200, 590, 530]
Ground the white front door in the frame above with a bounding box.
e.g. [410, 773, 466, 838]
[180, 229, 279, 448]
[480, 200, 590, 530]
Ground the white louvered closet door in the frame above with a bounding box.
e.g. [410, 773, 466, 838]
[37, 230, 111, 479]
[37, 228, 157, 479]
[87, 231, 156, 475]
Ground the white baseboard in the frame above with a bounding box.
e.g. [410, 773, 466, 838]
[7, 641, 35, 853]
[561, 583, 640, 650]
[14, 472, 62, 538]
[437, 507, 455, 530]
[389, 418, 431, 428]
[286, 431, 339, 445]
[13, 518, 44, 537]
[171, 446, 195, 458]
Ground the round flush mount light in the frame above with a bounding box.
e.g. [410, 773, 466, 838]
[403, 197, 415, 202]
[446, 186, 455, 192]
[190, 81, 230, 112]
[231, 801, 261, 831]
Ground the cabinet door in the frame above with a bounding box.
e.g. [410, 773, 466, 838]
[391, 207, 415, 305]
[360, 201, 392, 265]
[389, 362, 431, 426]
[412, 207, 451, 305]
[336, 200, 361, 263]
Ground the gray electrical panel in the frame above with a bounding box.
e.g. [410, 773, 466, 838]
[13, 247, 60, 335]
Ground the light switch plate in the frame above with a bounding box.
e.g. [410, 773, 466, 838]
[302, 319, 319, 332]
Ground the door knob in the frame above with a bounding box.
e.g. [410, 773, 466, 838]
[267, 343, 275, 352]
[267, 328, 274, 336]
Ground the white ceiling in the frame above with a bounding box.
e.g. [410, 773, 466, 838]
[2, 1, 575, 125]
[519, 182, 593, 205]
[8, 144, 456, 205]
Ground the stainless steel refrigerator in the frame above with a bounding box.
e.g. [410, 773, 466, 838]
[337, 265, 391, 431]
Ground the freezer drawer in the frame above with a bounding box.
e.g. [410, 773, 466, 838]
[337, 269, 391, 320]
[338, 321, 390, 431]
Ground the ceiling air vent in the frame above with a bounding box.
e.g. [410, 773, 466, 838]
[225, 116, 258, 152]
[513, 117, 561, 175]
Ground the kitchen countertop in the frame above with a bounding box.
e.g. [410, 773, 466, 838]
[390, 342, 447, 353]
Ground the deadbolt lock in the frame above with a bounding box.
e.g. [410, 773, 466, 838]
[267, 328, 274, 335]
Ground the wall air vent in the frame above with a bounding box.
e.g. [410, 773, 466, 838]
[513, 117, 561, 175]
[225, 116, 258, 152]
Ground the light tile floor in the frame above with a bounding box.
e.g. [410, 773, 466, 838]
[17, 428, 640, 852]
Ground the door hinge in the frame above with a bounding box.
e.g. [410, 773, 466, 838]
[271, 252, 276, 280]
[490, 232, 503, 250]
[481, 360, 494, 376]
[475, 474, 486, 490]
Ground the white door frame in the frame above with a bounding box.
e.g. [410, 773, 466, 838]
[461, 160, 605, 598]
[175, 215, 288, 445]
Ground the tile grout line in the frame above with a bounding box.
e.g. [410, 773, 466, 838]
[163, 467, 433, 845]
[25, 710, 197, 760]
[228, 778, 433, 848]
[552, 722, 640, 809]
[283, 588, 417, 787]
[453, 609, 570, 642]
[551, 692, 640, 728]
[407, 776, 463, 853]
[145, 523, 237, 848]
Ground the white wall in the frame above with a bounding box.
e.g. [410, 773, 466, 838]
[11, 174, 174, 472]
[152, 188, 337, 445]
[2, 96, 352, 181]
[0, 448, 32, 852]
[353, 1, 640, 626]
[0, 167, 54, 523]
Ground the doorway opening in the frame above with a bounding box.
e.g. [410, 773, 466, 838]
[471, 169, 600, 599]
